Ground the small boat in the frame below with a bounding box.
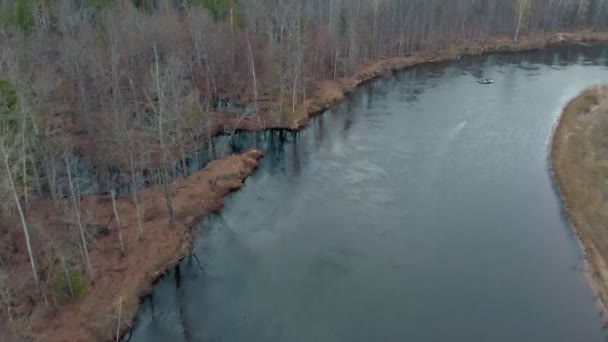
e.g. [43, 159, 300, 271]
[477, 77, 494, 84]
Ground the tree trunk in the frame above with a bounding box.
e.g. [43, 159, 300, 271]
[75, 61, 93, 133]
[163, 175, 175, 227]
[21, 120, 28, 208]
[372, 0, 380, 59]
[230, 1, 236, 69]
[246, 37, 261, 130]
[203, 57, 214, 160]
[514, 0, 528, 42]
[292, 71, 298, 115]
[333, 49, 339, 80]
[153, 45, 176, 227]
[64, 153, 94, 282]
[127, 140, 144, 240]
[0, 143, 39, 287]
[110, 190, 125, 257]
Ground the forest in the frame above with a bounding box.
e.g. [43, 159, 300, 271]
[1, 0, 608, 340]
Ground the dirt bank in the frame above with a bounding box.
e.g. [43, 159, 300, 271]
[551, 86, 608, 322]
[4, 149, 263, 342]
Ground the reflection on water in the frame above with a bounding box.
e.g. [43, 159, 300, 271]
[126, 44, 608, 342]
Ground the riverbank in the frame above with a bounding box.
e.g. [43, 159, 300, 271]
[3, 149, 263, 342]
[551, 86, 608, 322]
[78, 26, 602, 189]
[5, 31, 608, 342]
[211, 31, 608, 132]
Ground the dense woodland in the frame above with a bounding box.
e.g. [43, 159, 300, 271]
[1, 0, 608, 338]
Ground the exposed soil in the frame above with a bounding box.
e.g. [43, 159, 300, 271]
[4, 30, 608, 342]
[551, 86, 608, 323]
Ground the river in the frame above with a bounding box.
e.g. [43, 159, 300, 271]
[125, 45, 608, 342]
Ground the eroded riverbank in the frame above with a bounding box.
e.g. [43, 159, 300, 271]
[551, 86, 608, 322]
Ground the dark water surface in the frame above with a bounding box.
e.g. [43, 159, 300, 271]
[126, 45, 608, 342]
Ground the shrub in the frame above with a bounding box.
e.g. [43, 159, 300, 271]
[53, 271, 87, 301]
[0, 79, 17, 113]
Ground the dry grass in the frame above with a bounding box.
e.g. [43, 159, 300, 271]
[552, 86, 608, 321]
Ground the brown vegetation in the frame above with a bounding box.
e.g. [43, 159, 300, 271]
[2, 148, 263, 342]
[552, 85, 608, 322]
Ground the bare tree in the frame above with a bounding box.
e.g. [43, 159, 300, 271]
[148, 44, 176, 227]
[0, 123, 39, 287]
[64, 150, 94, 282]
[514, 0, 531, 42]
[110, 189, 125, 257]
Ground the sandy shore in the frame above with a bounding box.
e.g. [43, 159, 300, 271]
[551, 86, 608, 323]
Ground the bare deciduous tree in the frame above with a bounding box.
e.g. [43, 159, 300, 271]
[0, 123, 39, 287]
[64, 150, 94, 282]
